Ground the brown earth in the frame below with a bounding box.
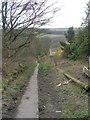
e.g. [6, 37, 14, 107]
[38, 58, 89, 118]
[57, 58, 89, 85]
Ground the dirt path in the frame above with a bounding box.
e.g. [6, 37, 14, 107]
[15, 63, 39, 118]
[38, 68, 62, 118]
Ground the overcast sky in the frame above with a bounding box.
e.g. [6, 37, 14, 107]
[0, 0, 89, 29]
[43, 0, 89, 28]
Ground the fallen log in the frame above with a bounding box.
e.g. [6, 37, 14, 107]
[56, 68, 89, 90]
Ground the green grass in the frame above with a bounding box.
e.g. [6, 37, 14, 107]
[61, 83, 86, 98]
[74, 109, 88, 118]
[62, 108, 88, 118]
[39, 62, 52, 71]
[56, 68, 88, 118]
[61, 100, 88, 118]
[27, 63, 37, 74]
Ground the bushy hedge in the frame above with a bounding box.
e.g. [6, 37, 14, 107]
[69, 27, 88, 60]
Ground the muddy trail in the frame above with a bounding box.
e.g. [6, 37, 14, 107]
[38, 68, 62, 118]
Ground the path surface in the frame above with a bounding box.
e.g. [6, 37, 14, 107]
[15, 64, 39, 118]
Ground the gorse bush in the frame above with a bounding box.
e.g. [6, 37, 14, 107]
[59, 41, 71, 58]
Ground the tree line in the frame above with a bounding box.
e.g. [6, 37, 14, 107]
[63, 1, 90, 61]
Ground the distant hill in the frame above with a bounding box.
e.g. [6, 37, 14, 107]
[35, 27, 79, 35]
[34, 28, 68, 35]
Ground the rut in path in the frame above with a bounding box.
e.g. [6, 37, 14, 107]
[15, 63, 39, 118]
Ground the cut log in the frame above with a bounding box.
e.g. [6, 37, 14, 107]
[56, 68, 89, 90]
[83, 66, 90, 78]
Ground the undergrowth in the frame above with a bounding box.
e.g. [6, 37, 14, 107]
[2, 63, 37, 117]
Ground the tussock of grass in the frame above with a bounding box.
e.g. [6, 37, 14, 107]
[39, 62, 52, 71]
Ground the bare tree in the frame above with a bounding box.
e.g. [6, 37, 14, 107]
[1, 0, 59, 57]
[82, 1, 90, 26]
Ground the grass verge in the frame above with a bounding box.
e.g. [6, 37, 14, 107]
[2, 63, 37, 118]
[39, 62, 53, 72]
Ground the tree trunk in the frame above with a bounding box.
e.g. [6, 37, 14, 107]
[56, 68, 89, 90]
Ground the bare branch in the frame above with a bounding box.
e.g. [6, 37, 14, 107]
[2, 0, 60, 57]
